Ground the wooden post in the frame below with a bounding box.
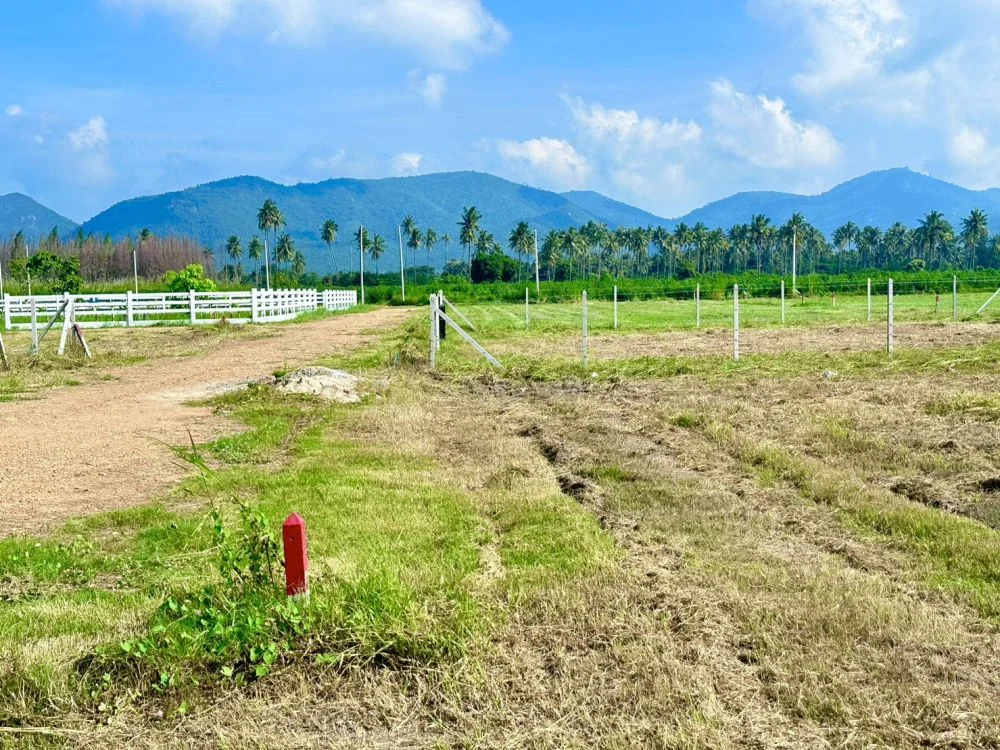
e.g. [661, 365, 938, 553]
[582, 290, 589, 366]
[887, 278, 894, 356]
[282, 514, 309, 598]
[780, 279, 786, 324]
[867, 278, 872, 323]
[613, 285, 618, 330]
[525, 287, 530, 329]
[953, 275, 958, 321]
[733, 284, 740, 362]
[696, 284, 701, 328]
[188, 289, 196, 325]
[30, 297, 38, 355]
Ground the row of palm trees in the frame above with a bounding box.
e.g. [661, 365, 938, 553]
[233, 199, 998, 285]
[534, 209, 999, 281]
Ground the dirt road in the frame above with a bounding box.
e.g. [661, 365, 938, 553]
[0, 308, 414, 536]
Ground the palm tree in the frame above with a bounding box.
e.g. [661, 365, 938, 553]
[509, 222, 532, 282]
[961, 209, 989, 270]
[275, 233, 295, 270]
[292, 251, 306, 276]
[369, 234, 387, 275]
[749, 215, 773, 274]
[407, 225, 423, 270]
[248, 236, 264, 286]
[441, 233, 452, 266]
[832, 221, 858, 273]
[857, 226, 883, 269]
[540, 229, 562, 280]
[915, 211, 954, 268]
[256, 199, 285, 285]
[424, 228, 437, 271]
[225, 235, 243, 282]
[321, 219, 339, 272]
[458, 206, 482, 281]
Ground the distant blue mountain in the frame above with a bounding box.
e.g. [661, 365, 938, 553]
[8, 167, 1000, 273]
[672, 168, 1000, 235]
[0, 193, 78, 242]
[81, 172, 661, 272]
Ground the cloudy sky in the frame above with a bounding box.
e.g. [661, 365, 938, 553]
[3, 0, 1000, 222]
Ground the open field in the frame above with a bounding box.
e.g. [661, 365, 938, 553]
[3, 294, 1000, 748]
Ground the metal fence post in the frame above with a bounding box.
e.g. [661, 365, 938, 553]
[733, 284, 740, 362]
[582, 290, 589, 366]
[887, 278, 894, 356]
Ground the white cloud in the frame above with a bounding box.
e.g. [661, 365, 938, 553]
[950, 125, 988, 166]
[708, 79, 841, 168]
[947, 125, 1000, 188]
[68, 116, 109, 151]
[757, 0, 908, 95]
[391, 152, 424, 176]
[33, 134, 45, 145]
[107, 0, 509, 68]
[566, 96, 701, 151]
[5, 104, 24, 117]
[496, 137, 591, 190]
[408, 70, 447, 107]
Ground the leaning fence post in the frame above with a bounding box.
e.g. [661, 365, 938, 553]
[582, 290, 589, 366]
[695, 283, 701, 328]
[867, 278, 872, 323]
[282, 513, 309, 598]
[953, 275, 958, 321]
[733, 284, 740, 362]
[613, 285, 618, 330]
[780, 280, 786, 324]
[887, 278, 895, 356]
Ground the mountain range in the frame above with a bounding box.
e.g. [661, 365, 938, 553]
[4, 168, 1000, 272]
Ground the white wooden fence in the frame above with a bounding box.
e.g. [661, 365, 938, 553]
[3, 288, 358, 330]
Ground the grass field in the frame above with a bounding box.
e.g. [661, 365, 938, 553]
[3, 294, 1000, 747]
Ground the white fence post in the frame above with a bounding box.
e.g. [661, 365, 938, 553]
[126, 291, 134, 327]
[251, 288, 259, 322]
[188, 289, 196, 325]
[430, 294, 439, 368]
[953, 275, 958, 321]
[582, 290, 589, 366]
[887, 278, 894, 356]
[696, 284, 701, 328]
[30, 297, 38, 354]
[525, 287, 530, 329]
[613, 285, 618, 330]
[733, 284, 740, 362]
[780, 280, 786, 324]
[867, 278, 872, 323]
[3, 294, 10, 331]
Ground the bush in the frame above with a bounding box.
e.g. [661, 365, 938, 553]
[163, 264, 217, 292]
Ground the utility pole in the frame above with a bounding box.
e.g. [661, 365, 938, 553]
[791, 228, 797, 294]
[264, 238, 271, 290]
[398, 225, 406, 301]
[360, 225, 366, 305]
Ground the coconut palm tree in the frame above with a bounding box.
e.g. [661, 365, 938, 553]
[256, 199, 285, 285]
[961, 208, 989, 270]
[915, 211, 954, 267]
[248, 236, 264, 286]
[424, 228, 437, 271]
[441, 233, 452, 265]
[832, 221, 858, 273]
[320, 219, 339, 272]
[540, 229, 562, 280]
[458, 206, 482, 281]
[509, 222, 532, 282]
[369, 234, 387, 275]
[225, 235, 243, 282]
[275, 233, 295, 270]
[406, 225, 423, 270]
[749, 215, 773, 274]
[292, 251, 306, 276]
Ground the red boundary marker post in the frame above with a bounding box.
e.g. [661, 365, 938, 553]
[283, 513, 309, 597]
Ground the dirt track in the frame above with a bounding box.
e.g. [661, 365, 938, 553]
[0, 308, 414, 537]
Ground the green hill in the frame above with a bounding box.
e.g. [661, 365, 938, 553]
[0, 193, 78, 242]
[80, 172, 669, 272]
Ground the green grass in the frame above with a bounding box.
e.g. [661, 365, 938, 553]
[0, 381, 611, 725]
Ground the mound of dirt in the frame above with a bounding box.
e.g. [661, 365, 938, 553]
[276, 367, 362, 403]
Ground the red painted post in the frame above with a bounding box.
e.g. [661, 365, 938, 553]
[282, 513, 309, 597]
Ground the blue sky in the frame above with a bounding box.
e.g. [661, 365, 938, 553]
[3, 0, 1000, 223]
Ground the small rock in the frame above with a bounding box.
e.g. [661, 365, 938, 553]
[276, 367, 362, 403]
[821, 370, 838, 380]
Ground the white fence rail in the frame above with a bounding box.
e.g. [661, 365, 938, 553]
[3, 288, 357, 330]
